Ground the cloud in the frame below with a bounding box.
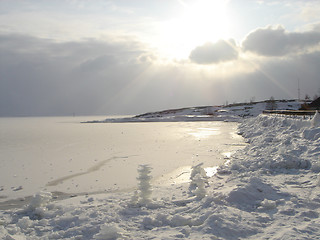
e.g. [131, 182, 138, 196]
[242, 25, 320, 56]
[299, 3, 320, 22]
[0, 33, 223, 116]
[1, 31, 320, 117]
[189, 39, 238, 64]
[0, 33, 154, 116]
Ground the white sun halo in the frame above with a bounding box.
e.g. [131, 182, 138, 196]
[160, 0, 232, 59]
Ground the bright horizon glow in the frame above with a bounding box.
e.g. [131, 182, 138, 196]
[158, 0, 232, 59]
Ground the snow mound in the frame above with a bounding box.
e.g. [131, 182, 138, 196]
[226, 177, 284, 208]
[227, 114, 317, 173]
[23, 191, 53, 220]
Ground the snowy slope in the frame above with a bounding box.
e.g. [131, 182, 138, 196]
[90, 99, 302, 123]
[1, 106, 319, 239]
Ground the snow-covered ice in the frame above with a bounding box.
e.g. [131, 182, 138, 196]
[0, 117, 243, 206]
[0, 100, 319, 239]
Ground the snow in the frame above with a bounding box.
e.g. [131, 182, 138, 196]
[1, 100, 320, 239]
[89, 99, 302, 123]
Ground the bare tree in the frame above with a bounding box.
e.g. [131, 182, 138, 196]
[305, 94, 311, 103]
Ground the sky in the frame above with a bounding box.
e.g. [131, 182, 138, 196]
[0, 0, 320, 116]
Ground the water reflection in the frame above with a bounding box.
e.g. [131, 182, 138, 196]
[188, 127, 220, 139]
[204, 166, 219, 177]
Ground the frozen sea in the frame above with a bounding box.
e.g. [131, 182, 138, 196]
[0, 116, 244, 207]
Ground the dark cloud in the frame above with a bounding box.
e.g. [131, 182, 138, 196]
[78, 55, 117, 72]
[242, 25, 320, 56]
[0, 34, 152, 116]
[189, 39, 238, 64]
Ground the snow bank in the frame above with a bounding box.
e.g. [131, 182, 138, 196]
[1, 112, 319, 239]
[229, 114, 317, 173]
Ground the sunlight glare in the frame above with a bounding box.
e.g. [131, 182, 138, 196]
[188, 127, 220, 139]
[184, 0, 229, 40]
[161, 0, 231, 59]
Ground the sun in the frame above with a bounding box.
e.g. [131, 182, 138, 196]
[159, 0, 232, 59]
[182, 0, 230, 40]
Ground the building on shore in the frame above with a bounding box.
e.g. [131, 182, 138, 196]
[301, 97, 320, 110]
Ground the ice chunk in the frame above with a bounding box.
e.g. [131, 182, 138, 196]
[27, 191, 52, 211]
[190, 163, 207, 179]
[94, 224, 125, 240]
[170, 214, 192, 227]
[24, 191, 52, 219]
[258, 199, 277, 210]
[189, 163, 207, 199]
[131, 164, 153, 206]
[311, 110, 320, 127]
[17, 217, 32, 230]
[192, 174, 207, 199]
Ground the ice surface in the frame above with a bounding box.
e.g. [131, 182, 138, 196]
[0, 118, 243, 204]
